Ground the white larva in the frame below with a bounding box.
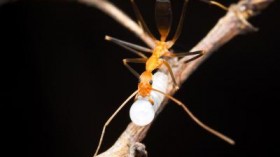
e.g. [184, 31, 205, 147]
[129, 71, 168, 126]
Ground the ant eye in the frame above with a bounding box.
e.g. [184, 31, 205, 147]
[149, 80, 153, 85]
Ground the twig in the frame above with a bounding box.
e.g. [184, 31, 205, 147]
[79, 0, 274, 156]
[0, 0, 16, 6]
[79, 0, 155, 48]
[129, 142, 147, 157]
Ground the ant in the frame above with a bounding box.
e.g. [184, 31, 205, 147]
[94, 0, 232, 156]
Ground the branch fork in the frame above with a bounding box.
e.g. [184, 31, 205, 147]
[79, 0, 274, 156]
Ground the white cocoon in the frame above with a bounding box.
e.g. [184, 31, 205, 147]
[129, 99, 155, 126]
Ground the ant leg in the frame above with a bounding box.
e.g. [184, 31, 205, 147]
[160, 51, 203, 89]
[105, 35, 152, 58]
[200, 0, 228, 11]
[172, 50, 204, 58]
[93, 90, 138, 157]
[161, 60, 179, 90]
[106, 35, 152, 54]
[169, 50, 204, 63]
[167, 0, 189, 48]
[123, 58, 147, 78]
[131, 0, 157, 41]
[183, 51, 204, 63]
[152, 88, 235, 145]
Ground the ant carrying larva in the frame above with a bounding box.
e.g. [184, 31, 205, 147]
[94, 0, 233, 156]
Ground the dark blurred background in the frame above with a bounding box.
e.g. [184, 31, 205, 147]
[1, 0, 279, 157]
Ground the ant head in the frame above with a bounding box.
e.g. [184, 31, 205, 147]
[138, 71, 153, 97]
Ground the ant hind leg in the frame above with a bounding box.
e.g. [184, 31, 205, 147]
[171, 50, 204, 63]
[105, 35, 152, 58]
[200, 0, 228, 11]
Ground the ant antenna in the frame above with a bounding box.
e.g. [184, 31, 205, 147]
[93, 90, 138, 157]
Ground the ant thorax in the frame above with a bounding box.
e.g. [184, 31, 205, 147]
[153, 40, 169, 57]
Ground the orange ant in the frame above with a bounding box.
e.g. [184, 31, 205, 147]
[94, 0, 232, 156]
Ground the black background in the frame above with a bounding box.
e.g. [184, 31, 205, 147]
[1, 0, 279, 157]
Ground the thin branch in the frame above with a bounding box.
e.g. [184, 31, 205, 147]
[78, 0, 274, 156]
[79, 0, 155, 48]
[129, 142, 147, 157]
[0, 0, 16, 6]
[177, 0, 273, 82]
